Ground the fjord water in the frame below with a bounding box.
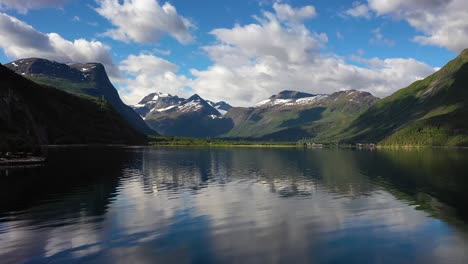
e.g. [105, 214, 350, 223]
[1, 147, 468, 263]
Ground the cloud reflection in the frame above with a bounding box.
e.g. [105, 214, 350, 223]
[1, 147, 468, 263]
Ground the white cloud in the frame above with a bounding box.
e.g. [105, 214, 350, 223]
[207, 10, 327, 65]
[118, 53, 191, 104]
[120, 53, 178, 75]
[152, 48, 171, 56]
[272, 2, 316, 23]
[0, 12, 120, 78]
[367, 0, 447, 15]
[345, 56, 435, 94]
[350, 0, 468, 52]
[345, 2, 372, 19]
[0, 0, 70, 13]
[95, 0, 194, 45]
[187, 4, 434, 106]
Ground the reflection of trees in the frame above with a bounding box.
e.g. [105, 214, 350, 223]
[0, 147, 138, 222]
[0, 147, 142, 263]
[354, 149, 468, 222]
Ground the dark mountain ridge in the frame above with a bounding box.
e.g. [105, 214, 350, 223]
[0, 64, 146, 151]
[5, 58, 155, 135]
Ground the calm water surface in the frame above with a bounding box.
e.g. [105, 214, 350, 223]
[1, 147, 468, 263]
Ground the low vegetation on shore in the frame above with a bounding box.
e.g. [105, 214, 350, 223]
[148, 136, 295, 147]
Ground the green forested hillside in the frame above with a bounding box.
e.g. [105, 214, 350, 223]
[330, 49, 468, 146]
[224, 90, 378, 141]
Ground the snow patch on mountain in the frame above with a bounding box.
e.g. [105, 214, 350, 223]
[255, 95, 328, 108]
[157, 105, 177, 112]
[178, 100, 203, 112]
[152, 92, 170, 100]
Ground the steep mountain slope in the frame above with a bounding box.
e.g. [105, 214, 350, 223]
[133, 92, 185, 118]
[224, 90, 378, 140]
[206, 100, 233, 115]
[332, 49, 468, 146]
[0, 64, 146, 151]
[136, 94, 233, 137]
[5, 58, 155, 135]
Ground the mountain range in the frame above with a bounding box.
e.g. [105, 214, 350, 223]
[1, 49, 468, 148]
[133, 88, 378, 140]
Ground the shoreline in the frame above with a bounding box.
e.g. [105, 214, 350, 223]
[2, 143, 467, 151]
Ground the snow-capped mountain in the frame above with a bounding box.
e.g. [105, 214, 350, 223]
[133, 92, 185, 118]
[133, 93, 234, 137]
[134, 93, 232, 119]
[254, 90, 375, 109]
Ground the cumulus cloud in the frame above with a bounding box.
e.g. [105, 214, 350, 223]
[272, 2, 316, 23]
[208, 9, 327, 65]
[367, 0, 448, 15]
[344, 2, 372, 19]
[0, 12, 120, 77]
[95, 0, 194, 45]
[120, 53, 178, 75]
[0, 0, 70, 13]
[186, 4, 434, 106]
[118, 53, 191, 104]
[348, 0, 468, 52]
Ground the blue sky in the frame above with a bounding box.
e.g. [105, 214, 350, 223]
[0, 0, 465, 106]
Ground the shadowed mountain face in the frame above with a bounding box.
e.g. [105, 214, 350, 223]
[331, 49, 468, 146]
[5, 58, 156, 135]
[268, 90, 315, 100]
[0, 65, 146, 150]
[207, 100, 233, 115]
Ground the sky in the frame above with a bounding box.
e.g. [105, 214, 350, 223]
[0, 0, 465, 106]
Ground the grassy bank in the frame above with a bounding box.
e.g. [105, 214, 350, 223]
[148, 136, 296, 147]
